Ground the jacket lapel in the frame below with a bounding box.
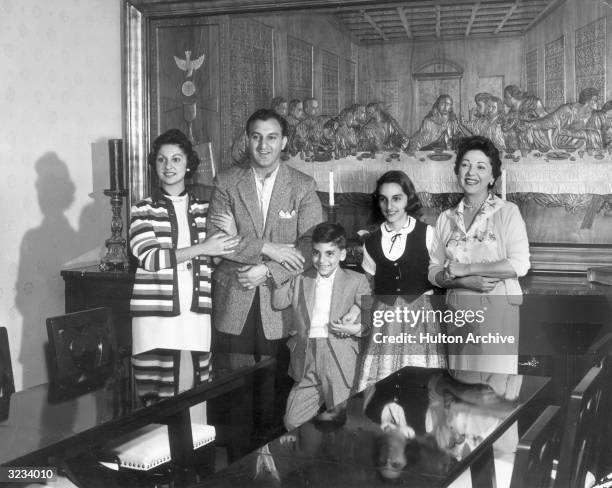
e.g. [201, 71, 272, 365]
[236, 168, 264, 238]
[301, 269, 316, 325]
[329, 268, 346, 322]
[263, 163, 290, 238]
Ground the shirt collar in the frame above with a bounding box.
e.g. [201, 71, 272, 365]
[316, 267, 338, 284]
[252, 164, 280, 184]
[381, 216, 415, 237]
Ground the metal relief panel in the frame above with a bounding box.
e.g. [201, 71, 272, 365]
[344, 59, 356, 108]
[374, 80, 399, 119]
[287, 36, 313, 102]
[229, 18, 274, 140]
[545, 36, 565, 111]
[322, 50, 339, 116]
[575, 17, 606, 98]
[416, 79, 461, 125]
[526, 48, 538, 96]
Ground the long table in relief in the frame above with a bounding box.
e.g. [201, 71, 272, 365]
[287, 151, 612, 196]
[286, 151, 612, 260]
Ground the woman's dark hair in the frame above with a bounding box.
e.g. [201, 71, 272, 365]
[147, 129, 200, 174]
[454, 135, 502, 189]
[373, 170, 422, 221]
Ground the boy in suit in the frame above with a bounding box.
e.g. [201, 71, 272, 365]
[273, 223, 371, 431]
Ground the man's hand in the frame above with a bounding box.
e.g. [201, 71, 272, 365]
[262, 242, 305, 270]
[236, 264, 268, 290]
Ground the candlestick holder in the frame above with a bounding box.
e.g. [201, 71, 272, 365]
[327, 205, 337, 223]
[100, 189, 130, 272]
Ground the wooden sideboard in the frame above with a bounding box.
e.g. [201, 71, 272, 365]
[61, 265, 135, 352]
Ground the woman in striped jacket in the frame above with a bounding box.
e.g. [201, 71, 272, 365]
[129, 129, 239, 403]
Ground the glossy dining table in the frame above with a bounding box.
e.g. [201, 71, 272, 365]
[0, 351, 274, 472]
[200, 366, 551, 488]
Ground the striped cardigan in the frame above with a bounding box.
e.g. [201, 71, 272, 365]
[129, 189, 212, 317]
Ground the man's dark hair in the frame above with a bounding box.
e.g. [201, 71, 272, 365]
[312, 222, 347, 250]
[245, 108, 289, 138]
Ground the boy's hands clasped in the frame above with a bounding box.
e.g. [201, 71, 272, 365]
[329, 306, 361, 338]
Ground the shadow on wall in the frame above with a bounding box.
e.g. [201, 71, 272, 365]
[14, 153, 82, 388]
[77, 140, 115, 259]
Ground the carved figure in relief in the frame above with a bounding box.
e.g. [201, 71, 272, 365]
[286, 99, 305, 132]
[332, 107, 359, 157]
[289, 97, 328, 157]
[231, 97, 289, 165]
[408, 95, 468, 154]
[480, 96, 506, 151]
[351, 104, 369, 133]
[521, 87, 602, 151]
[173, 50, 207, 144]
[270, 97, 289, 118]
[464, 93, 493, 136]
[501, 85, 548, 152]
[359, 102, 410, 152]
[588, 100, 612, 149]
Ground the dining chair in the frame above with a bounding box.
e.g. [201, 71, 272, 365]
[509, 405, 560, 488]
[555, 366, 603, 488]
[587, 333, 612, 479]
[46, 308, 216, 486]
[0, 327, 15, 421]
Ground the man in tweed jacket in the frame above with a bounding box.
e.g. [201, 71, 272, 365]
[207, 108, 323, 453]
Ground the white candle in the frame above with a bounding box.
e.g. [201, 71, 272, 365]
[501, 169, 507, 201]
[329, 170, 335, 206]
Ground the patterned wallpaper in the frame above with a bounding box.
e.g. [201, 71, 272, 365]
[575, 17, 606, 98]
[229, 18, 274, 140]
[344, 59, 356, 107]
[287, 35, 313, 102]
[321, 50, 339, 116]
[526, 48, 538, 96]
[0, 0, 122, 390]
[545, 36, 565, 110]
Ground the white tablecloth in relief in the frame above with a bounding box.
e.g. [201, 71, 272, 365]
[287, 151, 612, 195]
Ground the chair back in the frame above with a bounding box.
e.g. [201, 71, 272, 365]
[46, 307, 116, 389]
[588, 333, 612, 375]
[0, 327, 15, 398]
[556, 366, 604, 488]
[509, 405, 560, 488]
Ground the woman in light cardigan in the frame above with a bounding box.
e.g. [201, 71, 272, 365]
[428, 135, 530, 375]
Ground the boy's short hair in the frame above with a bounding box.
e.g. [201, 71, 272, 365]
[312, 222, 347, 249]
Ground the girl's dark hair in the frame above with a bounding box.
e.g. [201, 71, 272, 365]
[454, 135, 502, 189]
[373, 170, 422, 221]
[147, 129, 200, 174]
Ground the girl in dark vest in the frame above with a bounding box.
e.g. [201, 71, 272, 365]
[358, 171, 446, 390]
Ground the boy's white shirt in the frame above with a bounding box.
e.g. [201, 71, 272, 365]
[308, 268, 337, 338]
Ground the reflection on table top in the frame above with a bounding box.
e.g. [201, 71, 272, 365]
[0, 352, 273, 466]
[287, 151, 612, 195]
[202, 366, 550, 488]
